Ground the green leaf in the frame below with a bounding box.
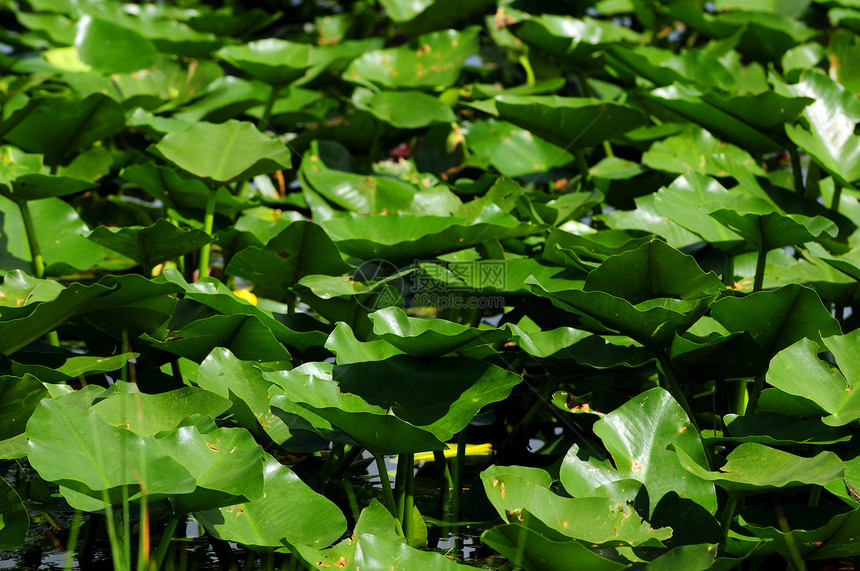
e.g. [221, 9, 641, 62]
[562, 387, 718, 515]
[27, 398, 196, 504]
[0, 374, 46, 441]
[345, 28, 479, 88]
[152, 425, 265, 512]
[765, 330, 860, 426]
[461, 119, 574, 178]
[320, 206, 542, 262]
[87, 220, 214, 272]
[0, 93, 125, 166]
[298, 140, 418, 215]
[91, 383, 232, 437]
[216, 39, 312, 85]
[195, 454, 346, 549]
[122, 164, 257, 219]
[709, 284, 841, 357]
[197, 348, 293, 445]
[378, 0, 495, 35]
[704, 196, 838, 251]
[481, 464, 671, 546]
[368, 306, 509, 356]
[653, 174, 744, 250]
[0, 477, 28, 550]
[75, 15, 158, 74]
[146, 313, 291, 363]
[353, 89, 456, 129]
[292, 500, 470, 569]
[226, 220, 352, 297]
[778, 70, 860, 188]
[325, 321, 405, 364]
[674, 442, 844, 492]
[493, 95, 648, 149]
[152, 119, 291, 184]
[481, 520, 629, 571]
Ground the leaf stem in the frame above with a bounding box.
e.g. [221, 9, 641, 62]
[831, 181, 843, 213]
[258, 85, 281, 131]
[451, 429, 467, 528]
[19, 200, 45, 279]
[744, 372, 766, 416]
[518, 54, 535, 87]
[152, 515, 180, 569]
[402, 453, 415, 546]
[731, 378, 748, 416]
[373, 453, 402, 533]
[198, 188, 217, 281]
[723, 252, 735, 287]
[574, 148, 591, 192]
[720, 493, 740, 543]
[789, 147, 804, 197]
[753, 244, 767, 293]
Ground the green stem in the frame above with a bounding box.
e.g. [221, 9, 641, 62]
[451, 429, 467, 526]
[574, 148, 591, 192]
[753, 243, 767, 293]
[318, 442, 345, 493]
[394, 453, 407, 523]
[19, 200, 45, 278]
[434, 450, 454, 516]
[152, 515, 180, 569]
[723, 252, 735, 287]
[63, 510, 84, 571]
[731, 378, 748, 416]
[373, 453, 400, 527]
[721, 493, 740, 543]
[518, 53, 535, 86]
[789, 147, 804, 197]
[832, 181, 843, 213]
[258, 85, 281, 131]
[745, 372, 766, 416]
[808, 485, 821, 508]
[402, 453, 415, 546]
[198, 189, 217, 281]
[602, 140, 614, 158]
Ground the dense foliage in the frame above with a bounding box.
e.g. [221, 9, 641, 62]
[1, 0, 860, 569]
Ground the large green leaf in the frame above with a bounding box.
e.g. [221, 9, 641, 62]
[368, 306, 509, 356]
[708, 284, 841, 357]
[704, 196, 838, 251]
[226, 219, 352, 296]
[87, 220, 214, 272]
[75, 15, 158, 74]
[562, 387, 718, 515]
[639, 82, 811, 153]
[378, 0, 495, 35]
[292, 500, 470, 569]
[320, 205, 542, 262]
[0, 93, 125, 166]
[778, 70, 860, 188]
[27, 398, 196, 504]
[297, 141, 417, 215]
[353, 88, 456, 129]
[0, 195, 105, 276]
[481, 464, 671, 547]
[0, 374, 46, 443]
[0, 146, 94, 202]
[461, 118, 574, 178]
[492, 95, 648, 149]
[674, 443, 844, 492]
[195, 455, 346, 549]
[152, 119, 291, 184]
[653, 174, 744, 250]
[196, 348, 293, 445]
[765, 330, 860, 426]
[344, 28, 479, 88]
[0, 477, 28, 550]
[216, 39, 312, 85]
[481, 520, 629, 571]
[91, 382, 232, 437]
